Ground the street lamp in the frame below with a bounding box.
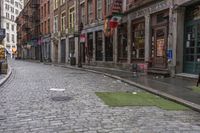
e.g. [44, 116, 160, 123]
[77, 0, 83, 68]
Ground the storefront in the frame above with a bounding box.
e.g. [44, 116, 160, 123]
[184, 4, 200, 74]
[132, 18, 145, 62]
[150, 10, 169, 69]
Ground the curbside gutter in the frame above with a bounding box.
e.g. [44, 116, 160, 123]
[59, 65, 200, 113]
[0, 65, 12, 87]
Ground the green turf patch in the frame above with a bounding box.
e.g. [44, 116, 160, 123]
[95, 92, 189, 110]
[192, 86, 200, 93]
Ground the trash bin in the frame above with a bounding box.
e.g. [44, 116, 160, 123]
[70, 57, 76, 66]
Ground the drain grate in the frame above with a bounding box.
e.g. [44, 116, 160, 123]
[51, 96, 72, 102]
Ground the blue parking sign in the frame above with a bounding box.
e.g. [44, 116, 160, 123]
[167, 50, 173, 60]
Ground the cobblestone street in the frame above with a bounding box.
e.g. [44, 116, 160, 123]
[0, 60, 199, 133]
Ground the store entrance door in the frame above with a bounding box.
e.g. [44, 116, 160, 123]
[153, 26, 168, 68]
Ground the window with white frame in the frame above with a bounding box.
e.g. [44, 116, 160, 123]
[60, 0, 65, 5]
[97, 0, 102, 20]
[54, 16, 58, 32]
[106, 0, 112, 15]
[88, 0, 93, 24]
[80, 3, 85, 25]
[61, 12, 66, 32]
[69, 7, 75, 32]
[54, 0, 59, 9]
[7, 33, 10, 42]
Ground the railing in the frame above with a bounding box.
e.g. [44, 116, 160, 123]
[22, 23, 31, 31]
[30, 0, 40, 8]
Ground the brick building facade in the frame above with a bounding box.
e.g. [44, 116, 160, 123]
[40, 0, 52, 62]
[16, 0, 40, 60]
[17, 0, 200, 76]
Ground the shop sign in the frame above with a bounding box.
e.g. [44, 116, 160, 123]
[156, 39, 165, 57]
[111, 0, 122, 14]
[0, 29, 6, 40]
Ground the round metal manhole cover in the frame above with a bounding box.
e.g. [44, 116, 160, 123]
[51, 96, 72, 102]
[0, 115, 6, 120]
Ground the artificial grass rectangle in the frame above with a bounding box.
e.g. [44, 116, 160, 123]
[192, 86, 200, 93]
[95, 92, 189, 110]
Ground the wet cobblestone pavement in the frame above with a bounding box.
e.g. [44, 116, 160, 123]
[0, 60, 200, 133]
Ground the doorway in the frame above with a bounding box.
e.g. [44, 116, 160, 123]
[152, 26, 167, 68]
[61, 39, 66, 63]
[105, 37, 113, 61]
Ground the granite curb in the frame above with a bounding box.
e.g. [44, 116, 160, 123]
[0, 65, 12, 87]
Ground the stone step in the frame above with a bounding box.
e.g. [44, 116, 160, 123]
[147, 68, 170, 77]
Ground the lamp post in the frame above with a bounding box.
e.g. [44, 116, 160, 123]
[77, 0, 83, 67]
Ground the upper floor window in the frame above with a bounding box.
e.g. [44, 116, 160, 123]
[61, 12, 66, 32]
[88, 0, 93, 24]
[61, 0, 66, 5]
[6, 23, 9, 30]
[54, 16, 58, 32]
[106, 0, 113, 16]
[69, 7, 75, 31]
[80, 3, 85, 25]
[97, 0, 102, 20]
[54, 0, 59, 9]
[11, 0, 14, 5]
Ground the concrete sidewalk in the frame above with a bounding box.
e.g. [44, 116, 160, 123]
[83, 66, 199, 104]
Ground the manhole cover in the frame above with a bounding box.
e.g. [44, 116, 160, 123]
[0, 115, 6, 120]
[51, 96, 72, 102]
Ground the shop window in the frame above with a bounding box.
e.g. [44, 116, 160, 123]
[96, 31, 103, 61]
[118, 23, 128, 62]
[132, 21, 145, 60]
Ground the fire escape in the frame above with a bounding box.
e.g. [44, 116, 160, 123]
[29, 0, 40, 41]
